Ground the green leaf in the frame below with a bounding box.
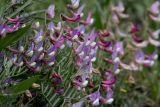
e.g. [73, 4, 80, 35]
[11, 75, 40, 93]
[103, 0, 111, 6]
[94, 9, 103, 29]
[0, 25, 30, 50]
[0, 1, 8, 17]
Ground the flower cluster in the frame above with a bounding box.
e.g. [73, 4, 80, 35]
[0, 16, 20, 37]
[51, 73, 64, 94]
[99, 1, 159, 73]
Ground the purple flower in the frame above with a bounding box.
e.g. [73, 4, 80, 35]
[135, 50, 145, 64]
[48, 22, 55, 32]
[80, 12, 94, 25]
[120, 62, 139, 71]
[68, 26, 85, 40]
[102, 70, 116, 87]
[106, 89, 113, 99]
[14, 56, 24, 66]
[130, 24, 140, 33]
[135, 49, 158, 66]
[72, 101, 84, 107]
[7, 16, 19, 23]
[0, 17, 20, 36]
[113, 61, 120, 74]
[150, 1, 160, 15]
[2, 77, 20, 85]
[61, 14, 80, 22]
[51, 73, 63, 85]
[18, 40, 25, 53]
[132, 40, 149, 48]
[54, 36, 65, 49]
[34, 40, 44, 52]
[73, 29, 98, 88]
[144, 50, 158, 66]
[75, 5, 85, 17]
[33, 30, 43, 43]
[150, 49, 158, 60]
[26, 55, 38, 68]
[148, 35, 160, 47]
[47, 5, 55, 18]
[48, 22, 62, 32]
[149, 1, 160, 22]
[0, 51, 4, 57]
[111, 2, 129, 23]
[26, 43, 34, 57]
[72, 76, 83, 90]
[11, 54, 17, 63]
[150, 29, 160, 39]
[112, 41, 124, 60]
[47, 45, 56, 57]
[88, 91, 101, 106]
[54, 87, 64, 94]
[149, 14, 160, 22]
[45, 57, 55, 66]
[70, 0, 80, 9]
[131, 33, 149, 48]
[32, 22, 40, 29]
[99, 39, 112, 47]
[54, 22, 62, 31]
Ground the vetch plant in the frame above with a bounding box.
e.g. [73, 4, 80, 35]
[0, 0, 159, 107]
